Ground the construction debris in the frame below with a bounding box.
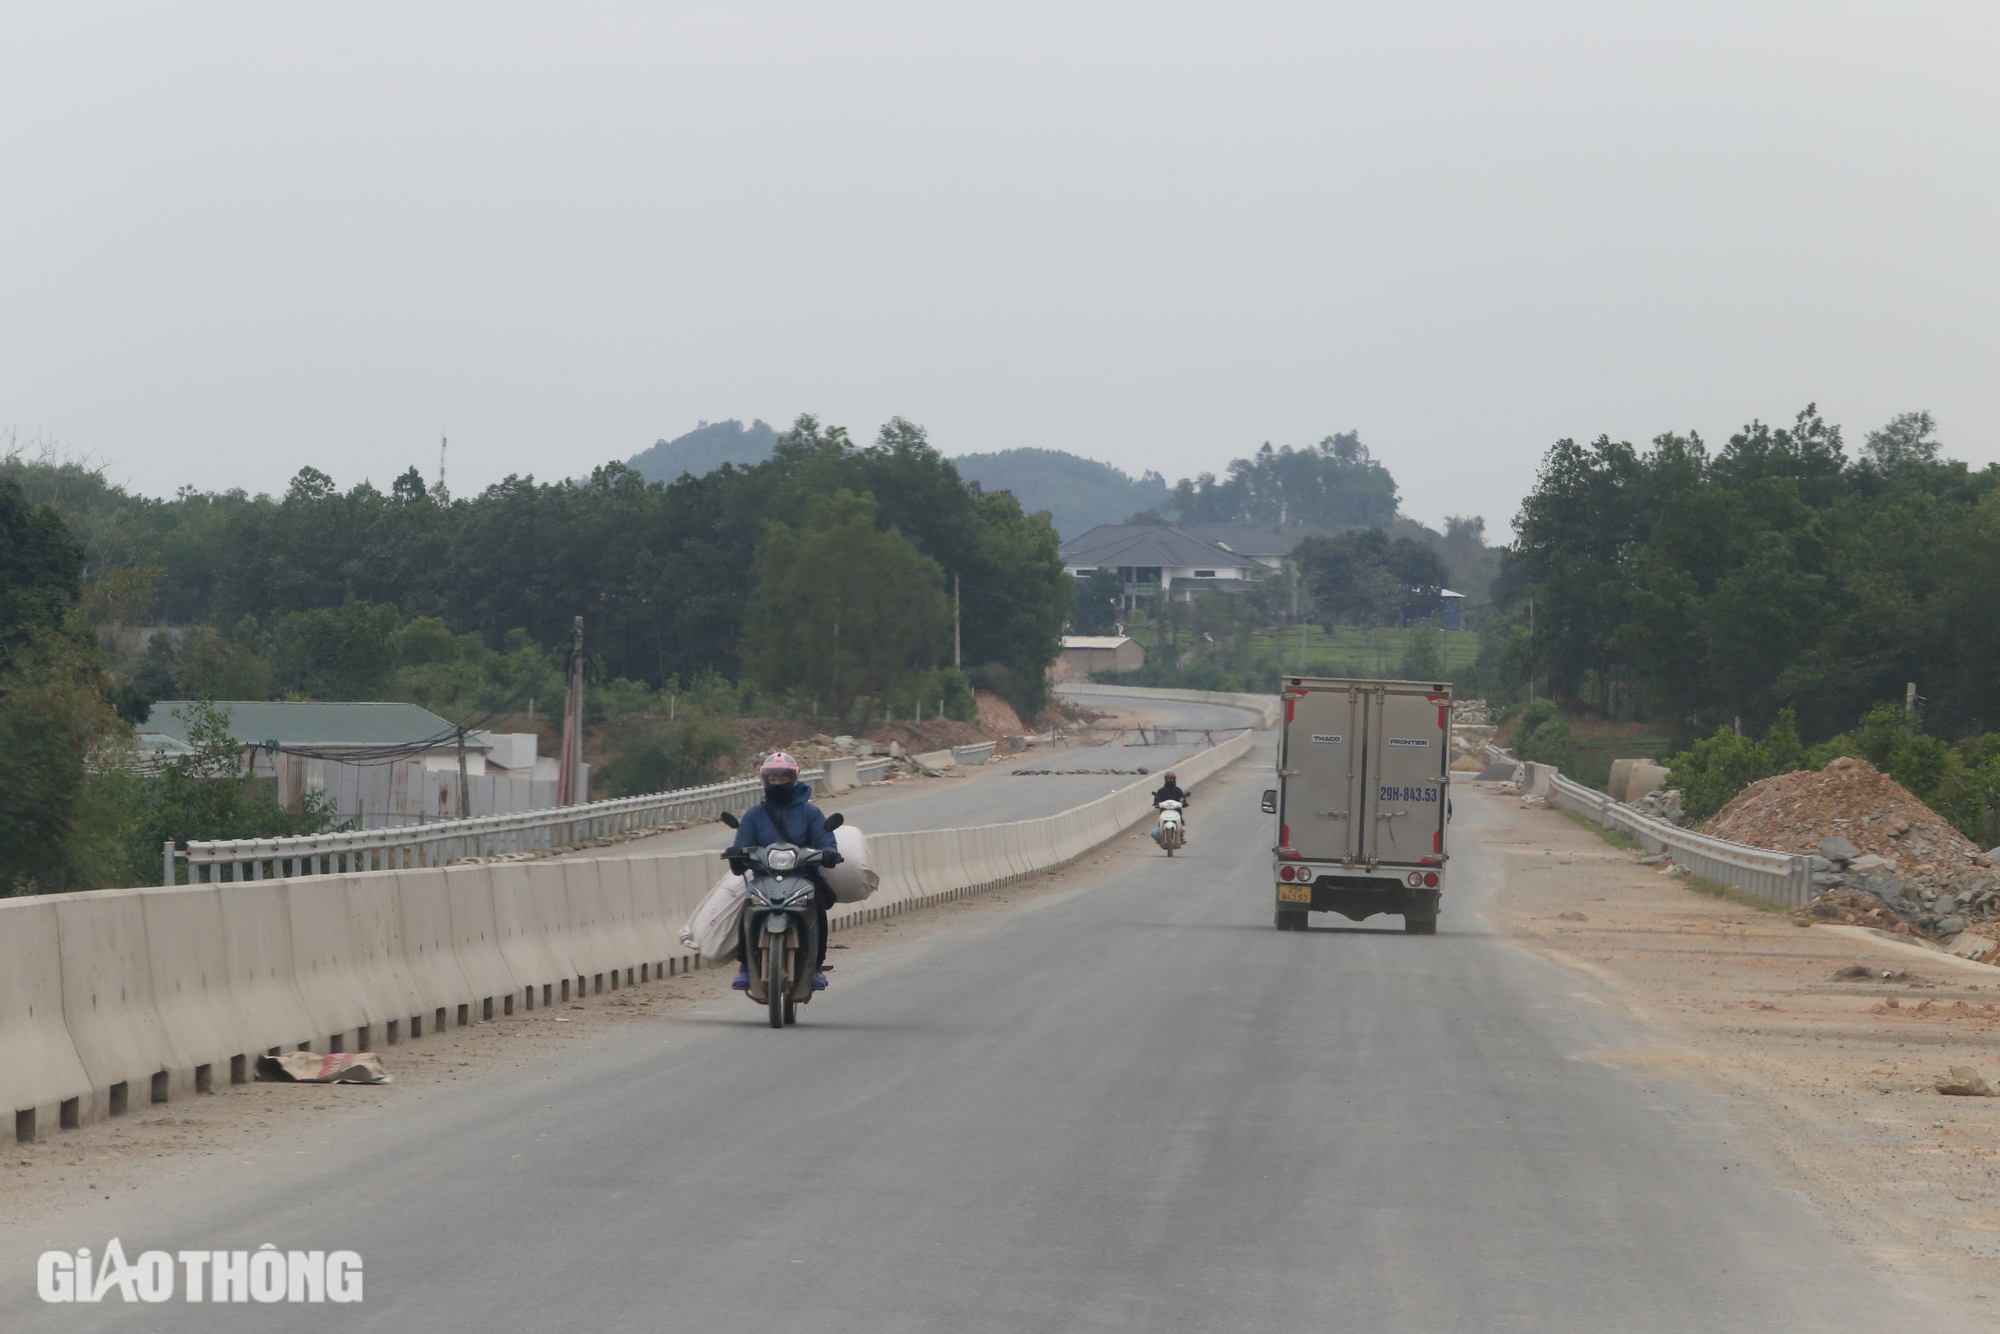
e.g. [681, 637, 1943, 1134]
[255, 1052, 392, 1084]
[1790, 889, 1932, 938]
[1709, 757, 1999, 941]
[1935, 1066, 1999, 1097]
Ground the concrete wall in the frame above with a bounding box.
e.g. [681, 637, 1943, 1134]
[2, 713, 1259, 1142]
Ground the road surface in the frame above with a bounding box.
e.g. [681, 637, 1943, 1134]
[588, 692, 1264, 859]
[0, 732, 1957, 1330]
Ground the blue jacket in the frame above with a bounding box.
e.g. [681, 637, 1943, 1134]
[731, 783, 837, 853]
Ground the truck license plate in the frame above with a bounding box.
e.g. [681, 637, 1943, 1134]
[1277, 883, 1311, 903]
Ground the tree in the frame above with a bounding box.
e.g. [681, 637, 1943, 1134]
[1294, 528, 1448, 628]
[1169, 433, 1399, 528]
[741, 491, 951, 725]
[1400, 624, 1446, 680]
[0, 475, 134, 891]
[262, 598, 404, 699]
[1071, 568, 1126, 634]
[1863, 411, 1941, 470]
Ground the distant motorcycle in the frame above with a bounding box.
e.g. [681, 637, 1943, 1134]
[1155, 800, 1185, 857]
[719, 811, 843, 1028]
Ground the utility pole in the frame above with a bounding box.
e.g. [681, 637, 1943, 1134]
[1906, 681, 1918, 714]
[557, 616, 584, 807]
[954, 574, 962, 670]
[438, 435, 447, 497]
[455, 726, 470, 819]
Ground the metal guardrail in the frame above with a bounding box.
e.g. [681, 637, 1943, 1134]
[951, 741, 998, 765]
[169, 756, 894, 884]
[1544, 772, 1813, 908]
[1476, 738, 1811, 909]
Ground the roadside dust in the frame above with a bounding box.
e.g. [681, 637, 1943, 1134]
[1481, 788, 2000, 1308]
[0, 750, 1210, 1234]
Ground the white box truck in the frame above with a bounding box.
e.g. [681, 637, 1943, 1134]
[1261, 676, 1451, 933]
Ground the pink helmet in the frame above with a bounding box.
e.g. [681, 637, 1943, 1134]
[760, 752, 801, 780]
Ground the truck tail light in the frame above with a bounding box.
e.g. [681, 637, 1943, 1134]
[1424, 872, 1439, 888]
[1406, 872, 1422, 887]
[1279, 866, 1296, 881]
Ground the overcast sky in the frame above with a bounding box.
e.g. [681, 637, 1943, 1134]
[3, 3, 1994, 537]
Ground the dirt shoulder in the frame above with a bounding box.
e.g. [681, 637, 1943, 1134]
[1477, 786, 2000, 1313]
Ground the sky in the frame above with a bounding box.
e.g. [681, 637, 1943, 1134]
[2, 2, 1995, 538]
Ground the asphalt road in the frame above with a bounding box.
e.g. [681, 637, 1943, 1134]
[0, 735, 1952, 1331]
[590, 693, 1264, 859]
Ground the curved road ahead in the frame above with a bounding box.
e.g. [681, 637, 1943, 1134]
[0, 726, 1955, 1330]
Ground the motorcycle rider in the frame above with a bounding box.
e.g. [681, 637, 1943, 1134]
[728, 753, 841, 992]
[1151, 770, 1189, 842]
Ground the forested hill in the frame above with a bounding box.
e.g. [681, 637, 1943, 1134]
[1, 415, 1070, 711]
[952, 449, 1170, 540]
[626, 419, 776, 482]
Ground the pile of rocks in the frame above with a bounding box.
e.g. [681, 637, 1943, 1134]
[1790, 883, 1936, 938]
[1631, 786, 1684, 824]
[1703, 756, 2000, 941]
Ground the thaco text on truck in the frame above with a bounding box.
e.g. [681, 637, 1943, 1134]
[1261, 676, 1452, 934]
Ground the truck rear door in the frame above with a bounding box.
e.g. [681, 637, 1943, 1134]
[1360, 686, 1449, 865]
[1282, 684, 1364, 862]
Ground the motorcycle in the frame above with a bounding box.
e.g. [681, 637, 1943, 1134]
[1155, 800, 1185, 856]
[718, 811, 844, 1028]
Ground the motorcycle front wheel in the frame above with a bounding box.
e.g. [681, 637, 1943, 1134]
[767, 937, 787, 1029]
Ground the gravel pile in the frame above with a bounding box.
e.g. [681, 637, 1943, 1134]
[1707, 756, 1999, 940]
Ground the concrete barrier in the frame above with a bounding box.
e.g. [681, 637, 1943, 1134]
[442, 866, 525, 1009]
[344, 874, 429, 1040]
[821, 756, 859, 792]
[286, 875, 385, 1050]
[142, 885, 256, 1099]
[0, 899, 91, 1138]
[1627, 761, 1670, 804]
[2, 715, 1264, 1140]
[593, 856, 656, 985]
[402, 866, 482, 1023]
[54, 890, 178, 1120]
[492, 862, 579, 1004]
[214, 879, 318, 1062]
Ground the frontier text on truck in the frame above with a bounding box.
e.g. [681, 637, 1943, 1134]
[1264, 676, 1451, 934]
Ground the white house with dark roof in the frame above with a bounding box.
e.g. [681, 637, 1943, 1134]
[1059, 523, 1296, 603]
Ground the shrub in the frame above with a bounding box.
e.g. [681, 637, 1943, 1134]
[597, 714, 740, 797]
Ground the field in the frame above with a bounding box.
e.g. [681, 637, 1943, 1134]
[1244, 625, 1482, 679]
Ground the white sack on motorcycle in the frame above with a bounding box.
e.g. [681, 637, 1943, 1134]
[825, 826, 879, 902]
[680, 873, 750, 964]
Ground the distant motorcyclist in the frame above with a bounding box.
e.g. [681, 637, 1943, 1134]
[728, 753, 841, 991]
[1152, 771, 1189, 842]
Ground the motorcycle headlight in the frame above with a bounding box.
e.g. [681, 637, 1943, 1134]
[765, 847, 798, 871]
